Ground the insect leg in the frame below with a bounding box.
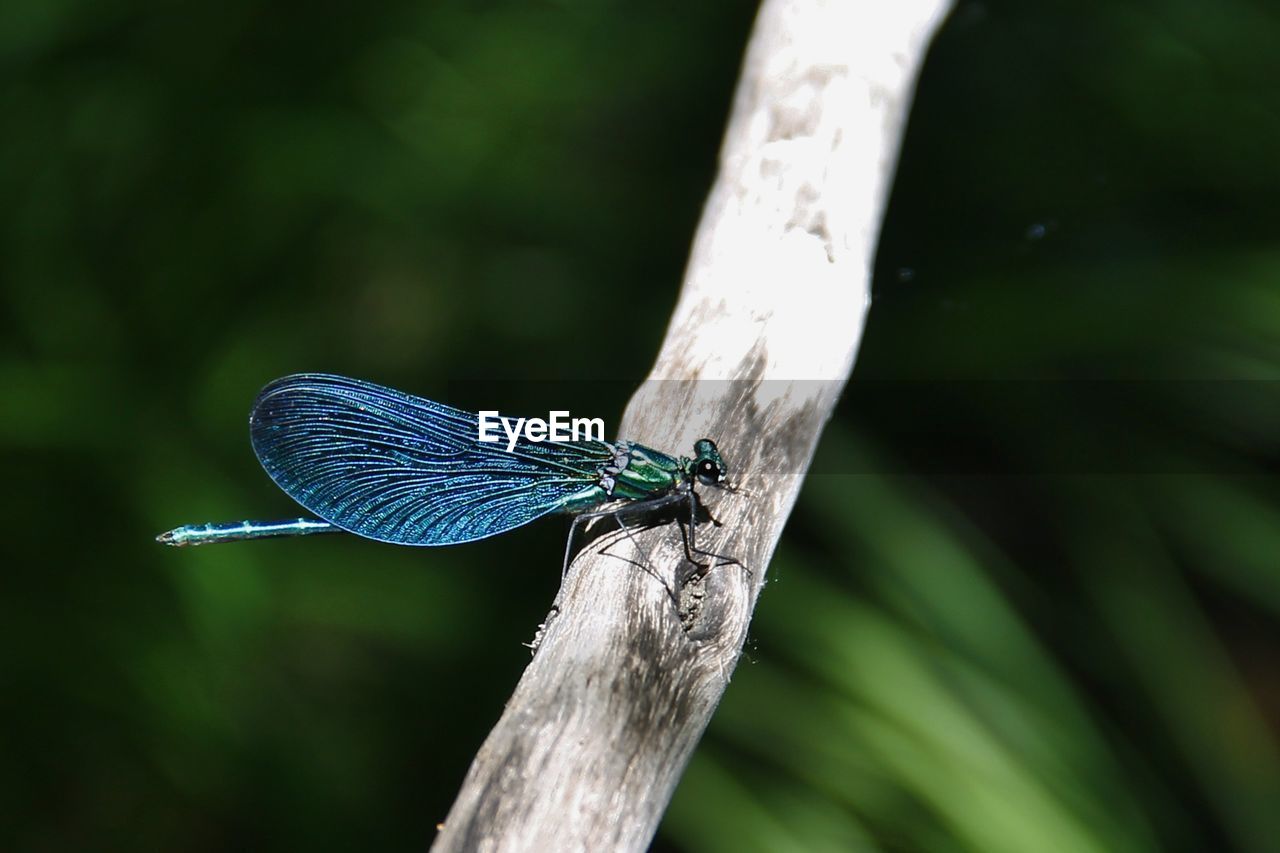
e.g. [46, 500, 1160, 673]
[563, 494, 691, 595]
[682, 490, 746, 579]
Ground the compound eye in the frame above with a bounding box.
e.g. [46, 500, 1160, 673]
[696, 459, 721, 484]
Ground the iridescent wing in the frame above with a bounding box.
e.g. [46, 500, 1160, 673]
[249, 374, 615, 545]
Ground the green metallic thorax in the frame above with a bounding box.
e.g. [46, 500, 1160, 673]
[609, 445, 682, 500]
[559, 441, 686, 513]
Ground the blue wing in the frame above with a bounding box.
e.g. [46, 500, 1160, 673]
[249, 374, 614, 545]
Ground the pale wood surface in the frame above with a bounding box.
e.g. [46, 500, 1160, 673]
[431, 1, 953, 849]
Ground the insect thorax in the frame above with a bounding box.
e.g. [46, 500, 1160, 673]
[601, 441, 685, 501]
[560, 441, 683, 512]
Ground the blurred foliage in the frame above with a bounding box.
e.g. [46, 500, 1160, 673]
[3, 0, 1279, 851]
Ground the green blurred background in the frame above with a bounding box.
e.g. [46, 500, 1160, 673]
[5, 0, 1280, 850]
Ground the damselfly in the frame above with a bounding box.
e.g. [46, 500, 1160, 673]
[157, 374, 738, 574]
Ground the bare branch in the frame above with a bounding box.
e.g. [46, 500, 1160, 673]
[432, 1, 953, 849]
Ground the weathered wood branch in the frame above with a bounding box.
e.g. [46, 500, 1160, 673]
[432, 1, 953, 849]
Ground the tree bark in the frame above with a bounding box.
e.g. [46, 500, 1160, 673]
[432, 1, 953, 849]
